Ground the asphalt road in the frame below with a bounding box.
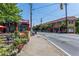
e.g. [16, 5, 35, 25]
[38, 32, 79, 56]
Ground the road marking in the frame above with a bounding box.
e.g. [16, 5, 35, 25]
[40, 34, 71, 56]
[47, 39, 71, 56]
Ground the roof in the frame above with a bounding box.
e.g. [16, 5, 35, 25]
[20, 20, 29, 24]
[48, 16, 77, 24]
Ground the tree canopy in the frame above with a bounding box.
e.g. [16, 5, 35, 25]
[0, 3, 22, 23]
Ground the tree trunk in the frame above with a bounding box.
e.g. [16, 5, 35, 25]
[8, 23, 10, 32]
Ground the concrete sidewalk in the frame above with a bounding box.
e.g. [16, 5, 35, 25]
[17, 34, 66, 56]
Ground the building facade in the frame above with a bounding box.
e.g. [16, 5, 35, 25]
[47, 16, 77, 33]
[0, 20, 29, 33]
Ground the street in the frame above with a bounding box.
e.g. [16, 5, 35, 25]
[38, 32, 79, 56]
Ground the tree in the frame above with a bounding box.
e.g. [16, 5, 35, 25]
[0, 3, 22, 32]
[32, 25, 40, 31]
[76, 18, 79, 33]
[47, 24, 53, 28]
[43, 24, 48, 31]
[0, 3, 22, 23]
[47, 24, 53, 32]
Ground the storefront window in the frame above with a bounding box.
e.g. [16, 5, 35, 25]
[18, 24, 27, 32]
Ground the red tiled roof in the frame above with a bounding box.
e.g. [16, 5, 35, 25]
[48, 16, 77, 24]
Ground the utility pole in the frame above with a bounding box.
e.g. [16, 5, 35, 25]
[30, 3, 32, 32]
[41, 18, 43, 25]
[60, 3, 68, 33]
[65, 3, 68, 33]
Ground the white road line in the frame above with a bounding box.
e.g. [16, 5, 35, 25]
[47, 39, 71, 56]
[40, 34, 71, 56]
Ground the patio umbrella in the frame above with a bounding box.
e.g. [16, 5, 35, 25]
[0, 25, 6, 30]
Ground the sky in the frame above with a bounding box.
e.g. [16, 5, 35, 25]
[17, 3, 79, 26]
[17, 3, 30, 20]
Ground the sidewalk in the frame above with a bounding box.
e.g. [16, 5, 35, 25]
[17, 34, 66, 56]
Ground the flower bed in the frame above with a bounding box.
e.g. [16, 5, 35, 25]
[0, 32, 29, 56]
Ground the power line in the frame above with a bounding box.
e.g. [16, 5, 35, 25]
[41, 4, 69, 20]
[32, 6, 58, 16]
[30, 4, 58, 26]
[32, 3, 66, 25]
[32, 3, 58, 11]
[32, 6, 61, 25]
[32, 7, 59, 20]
